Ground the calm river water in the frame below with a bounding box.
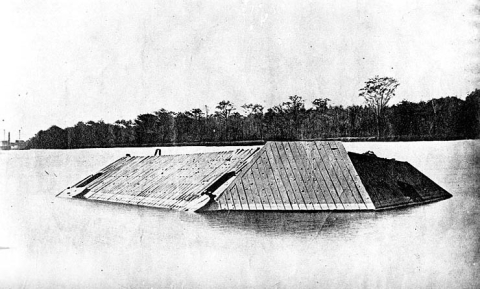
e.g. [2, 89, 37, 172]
[1, 141, 479, 288]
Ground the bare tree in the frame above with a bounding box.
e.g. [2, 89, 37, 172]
[216, 100, 235, 119]
[282, 95, 305, 113]
[241, 103, 264, 116]
[359, 76, 400, 138]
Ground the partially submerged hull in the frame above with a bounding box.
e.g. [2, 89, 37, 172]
[57, 141, 451, 212]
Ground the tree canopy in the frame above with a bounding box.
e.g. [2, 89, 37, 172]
[27, 87, 480, 149]
[359, 76, 400, 110]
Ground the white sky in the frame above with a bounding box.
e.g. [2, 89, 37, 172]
[0, 0, 478, 139]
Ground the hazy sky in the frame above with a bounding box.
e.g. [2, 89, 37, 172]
[0, 0, 478, 139]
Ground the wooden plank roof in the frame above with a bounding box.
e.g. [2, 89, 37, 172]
[213, 141, 375, 211]
[57, 148, 259, 211]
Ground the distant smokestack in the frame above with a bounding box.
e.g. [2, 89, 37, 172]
[8, 132, 10, 144]
[19, 129, 21, 140]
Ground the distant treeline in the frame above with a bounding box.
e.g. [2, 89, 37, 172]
[28, 89, 480, 149]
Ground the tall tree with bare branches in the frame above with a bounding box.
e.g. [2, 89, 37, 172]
[359, 76, 400, 138]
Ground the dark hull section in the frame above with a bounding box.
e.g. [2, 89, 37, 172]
[348, 152, 452, 210]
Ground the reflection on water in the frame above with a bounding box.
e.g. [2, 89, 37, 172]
[199, 205, 434, 238]
[201, 211, 369, 236]
[0, 141, 479, 288]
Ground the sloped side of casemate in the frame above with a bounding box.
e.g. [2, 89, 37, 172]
[207, 141, 375, 211]
[347, 152, 452, 210]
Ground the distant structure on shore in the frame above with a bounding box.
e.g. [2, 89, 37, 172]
[1, 130, 27, 150]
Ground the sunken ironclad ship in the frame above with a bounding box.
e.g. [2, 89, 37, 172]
[57, 141, 451, 212]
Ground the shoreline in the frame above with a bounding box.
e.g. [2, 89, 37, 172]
[26, 136, 477, 150]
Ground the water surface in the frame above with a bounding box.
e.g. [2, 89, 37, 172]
[1, 141, 479, 288]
